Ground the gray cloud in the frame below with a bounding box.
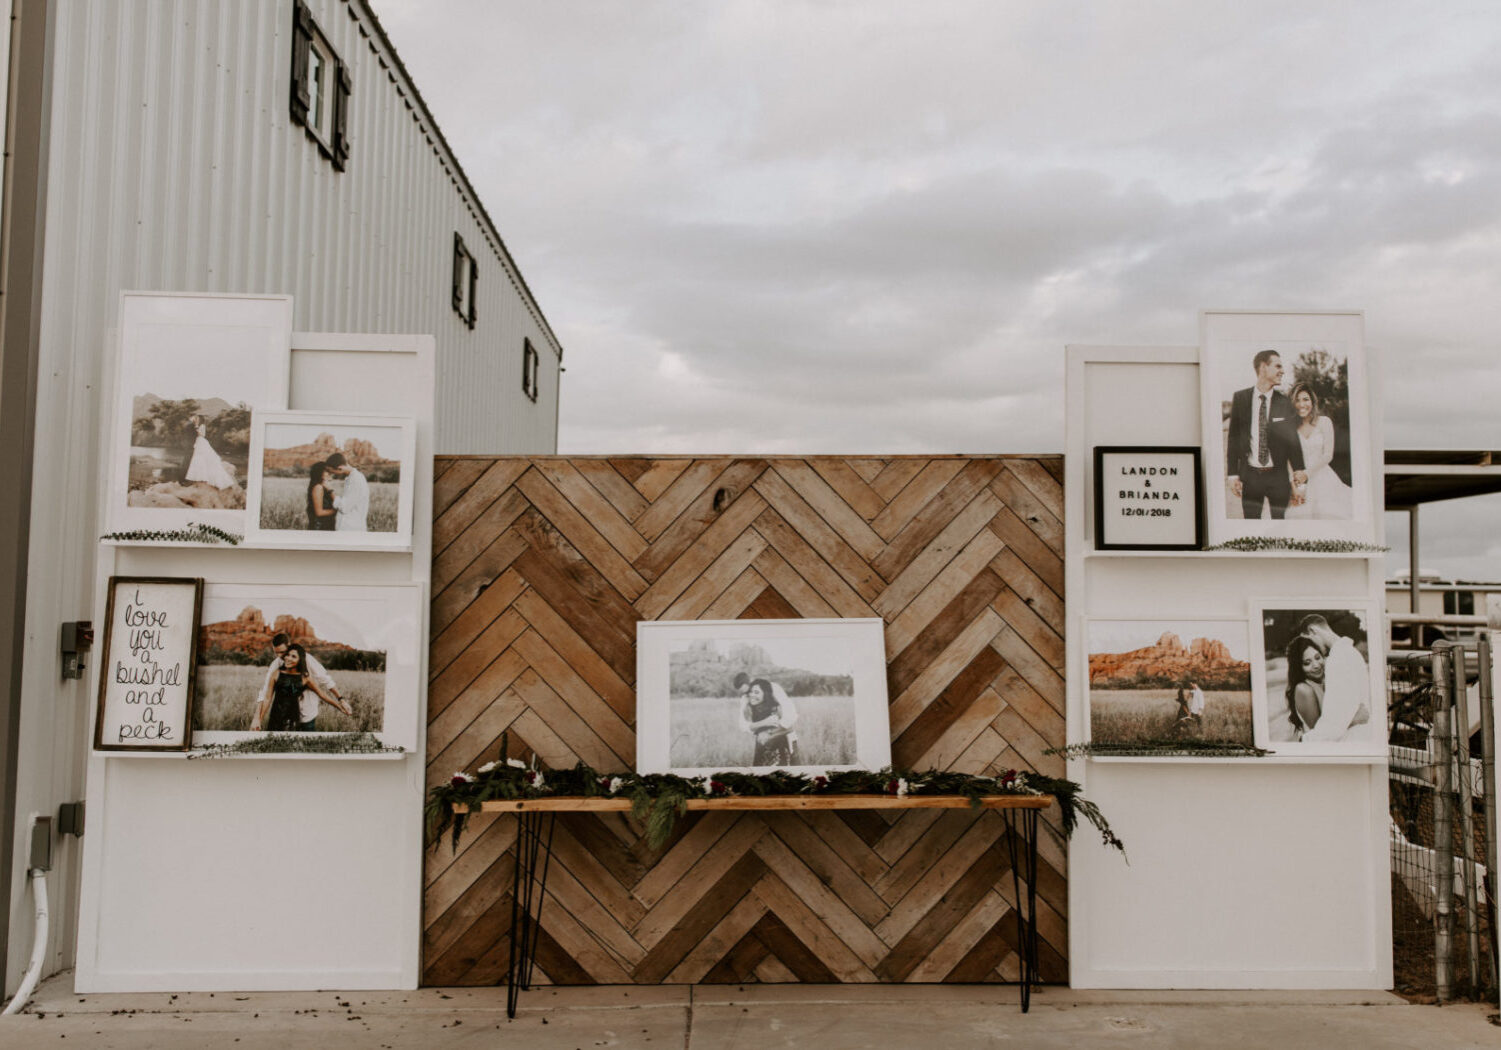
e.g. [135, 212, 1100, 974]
[377, 0, 1501, 572]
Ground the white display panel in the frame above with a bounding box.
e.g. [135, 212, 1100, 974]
[1065, 341, 1391, 990]
[76, 333, 434, 992]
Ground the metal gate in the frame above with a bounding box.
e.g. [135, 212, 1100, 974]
[1387, 634, 1498, 1001]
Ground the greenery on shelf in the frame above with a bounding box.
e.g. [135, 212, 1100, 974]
[1046, 740, 1270, 759]
[427, 734, 1124, 856]
[1203, 537, 1388, 554]
[100, 522, 243, 545]
[187, 732, 402, 759]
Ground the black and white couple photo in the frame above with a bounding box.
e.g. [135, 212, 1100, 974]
[1258, 606, 1375, 748]
[1222, 347, 1353, 522]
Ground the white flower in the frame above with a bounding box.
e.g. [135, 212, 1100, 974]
[527, 770, 546, 791]
[896, 778, 909, 798]
[505, 757, 526, 769]
[451, 771, 475, 784]
[477, 760, 499, 775]
[607, 776, 625, 795]
[701, 775, 716, 795]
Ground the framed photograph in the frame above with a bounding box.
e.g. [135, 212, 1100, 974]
[636, 618, 891, 777]
[192, 582, 424, 750]
[1250, 600, 1385, 756]
[1085, 619, 1256, 749]
[105, 292, 293, 540]
[1199, 310, 1374, 546]
[1092, 446, 1203, 550]
[245, 411, 416, 550]
[94, 577, 203, 752]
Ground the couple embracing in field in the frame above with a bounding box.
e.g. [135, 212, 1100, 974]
[250, 632, 353, 732]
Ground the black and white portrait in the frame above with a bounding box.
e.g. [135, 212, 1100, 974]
[637, 618, 891, 776]
[1251, 601, 1383, 755]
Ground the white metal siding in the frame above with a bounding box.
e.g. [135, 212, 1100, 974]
[6, 0, 562, 989]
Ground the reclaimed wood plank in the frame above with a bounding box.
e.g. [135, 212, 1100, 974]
[634, 459, 768, 580]
[869, 459, 966, 540]
[752, 470, 884, 602]
[808, 458, 887, 521]
[769, 459, 886, 561]
[871, 489, 1002, 620]
[571, 458, 650, 522]
[750, 507, 875, 619]
[871, 460, 1002, 581]
[633, 490, 768, 621]
[516, 467, 650, 601]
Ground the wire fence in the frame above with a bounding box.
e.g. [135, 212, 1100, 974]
[1387, 641, 1497, 1002]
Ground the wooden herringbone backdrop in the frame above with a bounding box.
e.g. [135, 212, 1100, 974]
[423, 456, 1066, 986]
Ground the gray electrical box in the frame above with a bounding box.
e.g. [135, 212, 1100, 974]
[29, 816, 52, 872]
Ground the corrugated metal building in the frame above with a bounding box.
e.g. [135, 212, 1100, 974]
[0, 0, 564, 994]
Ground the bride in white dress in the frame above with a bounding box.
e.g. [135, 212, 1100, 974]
[1285, 384, 1351, 520]
[183, 414, 238, 490]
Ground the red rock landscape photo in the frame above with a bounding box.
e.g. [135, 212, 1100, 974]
[1087, 620, 1255, 746]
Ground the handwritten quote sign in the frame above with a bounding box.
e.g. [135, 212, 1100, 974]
[1093, 447, 1203, 550]
[94, 577, 202, 751]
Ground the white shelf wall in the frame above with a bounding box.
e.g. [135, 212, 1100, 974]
[1064, 344, 1392, 989]
[74, 333, 435, 991]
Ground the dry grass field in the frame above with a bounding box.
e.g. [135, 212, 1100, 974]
[669, 694, 857, 769]
[1089, 687, 1254, 745]
[193, 664, 385, 732]
[256, 475, 399, 532]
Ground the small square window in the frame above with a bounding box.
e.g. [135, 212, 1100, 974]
[522, 339, 540, 402]
[452, 234, 477, 329]
[290, 1, 351, 170]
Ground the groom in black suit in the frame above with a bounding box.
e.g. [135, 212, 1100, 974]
[1226, 349, 1307, 519]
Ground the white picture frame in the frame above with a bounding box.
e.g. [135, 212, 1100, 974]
[636, 618, 891, 777]
[1199, 310, 1374, 546]
[245, 411, 417, 550]
[192, 582, 424, 751]
[105, 292, 293, 541]
[1084, 617, 1258, 750]
[1249, 599, 1385, 757]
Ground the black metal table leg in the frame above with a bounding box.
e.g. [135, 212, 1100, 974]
[1002, 807, 1041, 1012]
[505, 810, 557, 1019]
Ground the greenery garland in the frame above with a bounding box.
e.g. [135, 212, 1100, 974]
[101, 523, 242, 545]
[1204, 537, 1388, 554]
[426, 735, 1124, 856]
[188, 732, 403, 758]
[1046, 740, 1269, 759]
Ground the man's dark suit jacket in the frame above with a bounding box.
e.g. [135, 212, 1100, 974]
[1226, 386, 1305, 480]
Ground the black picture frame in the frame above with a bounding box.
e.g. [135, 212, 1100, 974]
[1093, 446, 1204, 551]
[93, 576, 203, 752]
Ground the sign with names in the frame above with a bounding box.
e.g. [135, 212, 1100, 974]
[1093, 447, 1203, 550]
[94, 577, 203, 751]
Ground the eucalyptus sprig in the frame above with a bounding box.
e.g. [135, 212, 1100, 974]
[1046, 740, 1269, 759]
[101, 522, 243, 545]
[1204, 537, 1387, 554]
[188, 732, 402, 758]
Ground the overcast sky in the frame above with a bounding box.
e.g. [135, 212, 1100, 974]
[375, 1, 1501, 581]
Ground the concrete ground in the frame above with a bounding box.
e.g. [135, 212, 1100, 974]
[1, 975, 1497, 1049]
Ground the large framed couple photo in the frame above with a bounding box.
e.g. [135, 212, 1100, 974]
[635, 618, 892, 777]
[105, 292, 293, 541]
[245, 411, 417, 550]
[1199, 311, 1376, 547]
[191, 582, 423, 750]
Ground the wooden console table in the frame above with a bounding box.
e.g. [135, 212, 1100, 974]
[458, 794, 1054, 1017]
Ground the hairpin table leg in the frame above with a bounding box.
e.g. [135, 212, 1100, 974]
[505, 810, 557, 1019]
[1002, 807, 1041, 1012]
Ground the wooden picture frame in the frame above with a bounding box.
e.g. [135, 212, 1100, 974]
[244, 411, 417, 550]
[1092, 446, 1203, 550]
[94, 577, 203, 752]
[636, 618, 892, 777]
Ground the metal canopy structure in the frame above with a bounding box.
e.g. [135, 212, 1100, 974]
[1385, 450, 1501, 615]
[1386, 450, 1501, 509]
